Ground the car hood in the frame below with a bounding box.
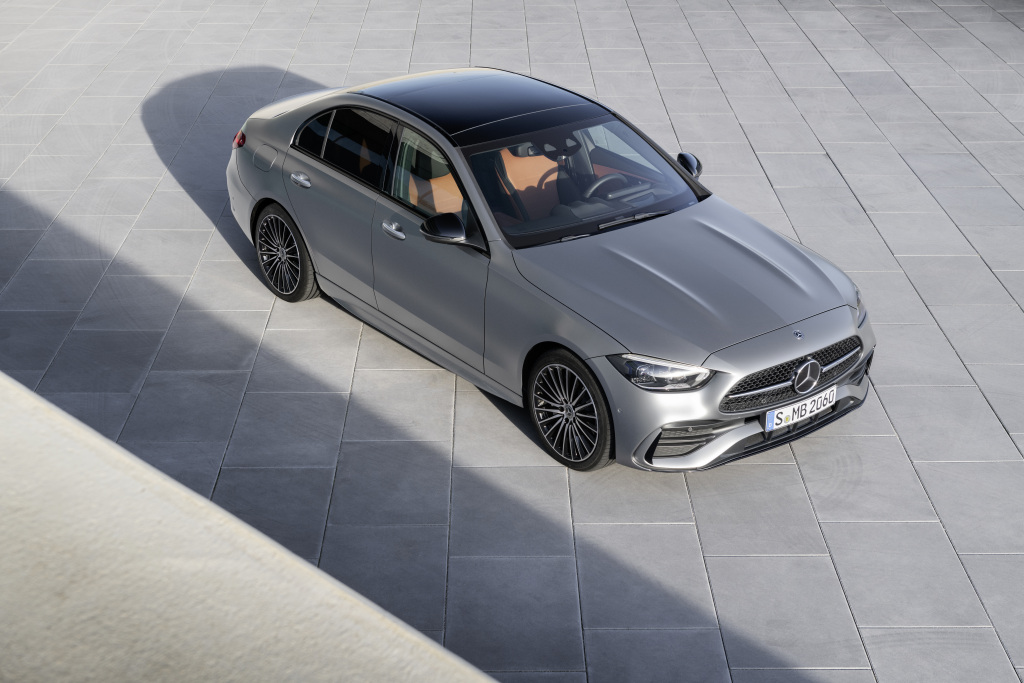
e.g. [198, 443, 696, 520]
[511, 196, 851, 366]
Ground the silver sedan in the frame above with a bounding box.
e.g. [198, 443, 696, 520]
[226, 68, 875, 472]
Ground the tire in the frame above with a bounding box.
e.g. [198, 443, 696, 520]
[527, 349, 613, 471]
[254, 203, 319, 302]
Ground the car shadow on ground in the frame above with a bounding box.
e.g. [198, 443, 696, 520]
[0, 65, 858, 681]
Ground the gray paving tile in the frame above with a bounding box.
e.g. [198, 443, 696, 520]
[0, 310, 76, 376]
[0, 230, 41, 287]
[123, 441, 225, 498]
[970, 363, 1024, 433]
[355, 324, 436, 370]
[758, 154, 846, 189]
[453, 391, 555, 467]
[932, 305, 1024, 364]
[878, 385, 1020, 461]
[212, 466, 333, 558]
[847, 174, 941, 213]
[224, 392, 347, 468]
[931, 186, 1024, 225]
[29, 214, 134, 261]
[38, 330, 162, 394]
[960, 554, 1024, 665]
[915, 461, 1024, 553]
[584, 629, 730, 683]
[730, 671, 876, 683]
[62, 178, 159, 216]
[120, 370, 248, 442]
[815, 383, 896, 437]
[152, 309, 267, 372]
[329, 440, 451, 526]
[43, 392, 135, 440]
[445, 556, 585, 672]
[450, 466, 572, 557]
[0, 259, 106, 311]
[319, 523, 448, 630]
[687, 464, 827, 555]
[265, 296, 359, 332]
[344, 369, 453, 442]
[76, 275, 190, 332]
[795, 436, 936, 520]
[861, 627, 1018, 683]
[851, 271, 931, 324]
[899, 255, 1013, 305]
[961, 224, 1024, 270]
[869, 212, 976, 255]
[823, 521, 988, 626]
[576, 523, 716, 628]
[133, 190, 226, 231]
[569, 465, 691, 523]
[869, 324, 973, 386]
[775, 187, 873, 228]
[903, 152, 998, 188]
[247, 326, 357, 393]
[179, 259, 275, 312]
[707, 556, 868, 668]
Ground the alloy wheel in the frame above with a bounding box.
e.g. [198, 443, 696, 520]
[257, 213, 301, 296]
[532, 363, 600, 462]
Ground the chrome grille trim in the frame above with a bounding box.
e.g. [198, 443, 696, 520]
[719, 336, 863, 414]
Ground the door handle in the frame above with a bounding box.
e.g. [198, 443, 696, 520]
[290, 172, 311, 188]
[381, 221, 406, 240]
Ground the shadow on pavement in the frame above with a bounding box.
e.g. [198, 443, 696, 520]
[0, 65, 858, 682]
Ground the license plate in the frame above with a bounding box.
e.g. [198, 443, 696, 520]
[765, 386, 837, 432]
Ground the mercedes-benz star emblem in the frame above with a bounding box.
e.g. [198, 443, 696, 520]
[793, 330, 804, 340]
[793, 359, 821, 394]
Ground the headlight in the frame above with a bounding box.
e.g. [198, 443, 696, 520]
[608, 354, 714, 391]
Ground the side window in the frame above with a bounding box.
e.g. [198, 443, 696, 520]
[392, 128, 467, 218]
[322, 108, 393, 188]
[295, 111, 332, 157]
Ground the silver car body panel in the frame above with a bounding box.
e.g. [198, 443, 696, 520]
[511, 195, 854, 366]
[226, 70, 877, 470]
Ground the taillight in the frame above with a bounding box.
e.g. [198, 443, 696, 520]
[232, 130, 245, 149]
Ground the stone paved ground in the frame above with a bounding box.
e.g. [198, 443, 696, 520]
[2, 0, 1024, 680]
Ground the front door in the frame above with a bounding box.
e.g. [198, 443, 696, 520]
[371, 127, 489, 371]
[282, 107, 395, 306]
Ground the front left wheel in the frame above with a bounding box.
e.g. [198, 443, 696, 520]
[527, 349, 613, 471]
[254, 203, 319, 302]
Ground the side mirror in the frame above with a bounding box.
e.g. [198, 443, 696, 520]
[421, 212, 467, 245]
[677, 152, 702, 178]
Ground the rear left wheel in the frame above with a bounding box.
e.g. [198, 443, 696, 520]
[254, 203, 318, 302]
[527, 349, 613, 471]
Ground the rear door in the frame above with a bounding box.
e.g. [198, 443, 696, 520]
[282, 107, 395, 306]
[371, 126, 489, 371]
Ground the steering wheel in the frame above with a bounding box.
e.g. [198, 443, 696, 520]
[583, 173, 629, 200]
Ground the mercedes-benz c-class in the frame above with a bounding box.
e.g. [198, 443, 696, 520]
[226, 68, 875, 472]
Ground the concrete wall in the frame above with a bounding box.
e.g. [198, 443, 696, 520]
[0, 372, 491, 683]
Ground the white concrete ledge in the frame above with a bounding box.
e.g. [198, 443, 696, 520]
[0, 372, 491, 683]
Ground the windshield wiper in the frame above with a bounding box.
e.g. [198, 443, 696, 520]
[533, 233, 592, 247]
[598, 210, 673, 231]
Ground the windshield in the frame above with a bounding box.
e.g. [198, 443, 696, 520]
[466, 115, 700, 247]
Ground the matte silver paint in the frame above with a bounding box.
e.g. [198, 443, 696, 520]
[225, 69, 876, 471]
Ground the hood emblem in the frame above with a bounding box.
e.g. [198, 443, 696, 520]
[793, 359, 821, 395]
[793, 330, 803, 340]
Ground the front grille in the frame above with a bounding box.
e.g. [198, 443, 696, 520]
[719, 336, 862, 413]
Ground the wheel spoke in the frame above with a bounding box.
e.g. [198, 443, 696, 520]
[258, 214, 301, 296]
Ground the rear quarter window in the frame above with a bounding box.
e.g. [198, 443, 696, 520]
[294, 112, 332, 156]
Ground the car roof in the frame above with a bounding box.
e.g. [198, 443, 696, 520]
[355, 68, 609, 147]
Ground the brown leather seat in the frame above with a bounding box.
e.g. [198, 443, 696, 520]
[497, 148, 560, 221]
[409, 171, 463, 216]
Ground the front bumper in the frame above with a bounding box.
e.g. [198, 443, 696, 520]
[590, 306, 876, 472]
